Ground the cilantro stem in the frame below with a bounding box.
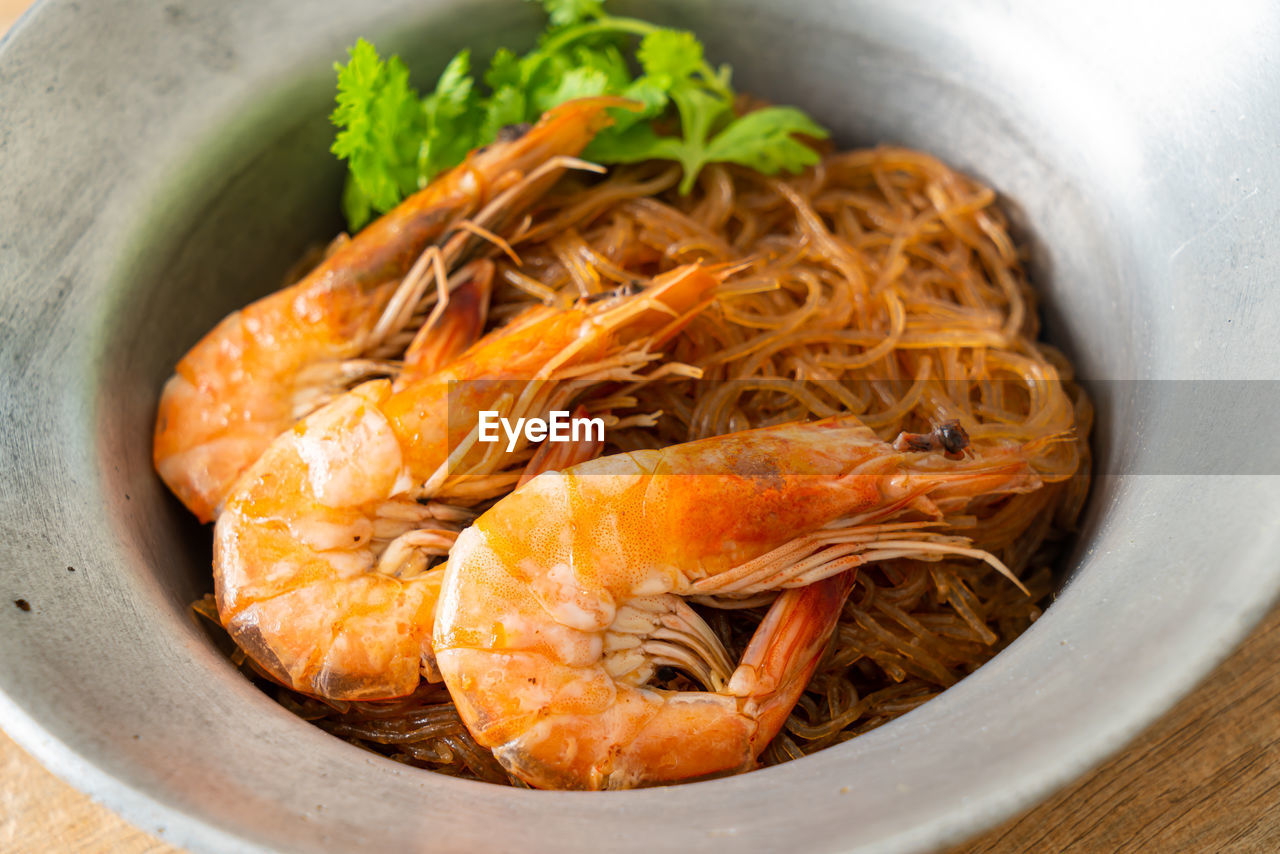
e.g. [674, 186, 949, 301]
[538, 17, 657, 54]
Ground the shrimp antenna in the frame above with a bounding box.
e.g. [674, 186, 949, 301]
[451, 219, 524, 267]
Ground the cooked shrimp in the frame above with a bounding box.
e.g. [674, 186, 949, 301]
[380, 266, 715, 505]
[154, 97, 621, 522]
[433, 416, 1050, 789]
[214, 264, 720, 700]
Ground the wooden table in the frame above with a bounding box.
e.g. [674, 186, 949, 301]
[3, 2, 1277, 851]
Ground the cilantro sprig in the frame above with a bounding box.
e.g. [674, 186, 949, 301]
[330, 0, 828, 230]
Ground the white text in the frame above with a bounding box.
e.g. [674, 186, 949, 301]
[477, 410, 605, 453]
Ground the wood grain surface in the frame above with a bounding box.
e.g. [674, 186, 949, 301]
[2, 2, 1276, 852]
[949, 604, 1280, 854]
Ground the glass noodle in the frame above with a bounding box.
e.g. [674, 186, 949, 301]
[197, 143, 1091, 784]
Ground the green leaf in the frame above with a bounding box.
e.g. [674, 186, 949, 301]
[417, 50, 484, 184]
[480, 86, 529, 141]
[580, 77, 667, 161]
[328, 6, 832, 231]
[528, 0, 604, 27]
[330, 39, 427, 229]
[609, 76, 668, 133]
[340, 175, 375, 233]
[636, 29, 704, 84]
[535, 67, 610, 114]
[672, 87, 730, 150]
[703, 106, 829, 176]
[622, 77, 669, 116]
[582, 120, 664, 163]
[571, 42, 632, 92]
[483, 47, 525, 91]
[523, 49, 577, 116]
[663, 86, 733, 192]
[426, 49, 475, 118]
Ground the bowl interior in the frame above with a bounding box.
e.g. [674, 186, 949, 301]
[5, 1, 1280, 853]
[102, 0, 1144, 611]
[99, 0, 1142, 834]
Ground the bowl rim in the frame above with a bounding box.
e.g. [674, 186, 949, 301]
[3, 1, 1280, 852]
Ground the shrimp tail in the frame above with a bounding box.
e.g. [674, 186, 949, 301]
[730, 571, 858, 755]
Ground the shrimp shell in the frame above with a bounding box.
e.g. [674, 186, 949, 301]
[434, 415, 1044, 788]
[155, 98, 622, 521]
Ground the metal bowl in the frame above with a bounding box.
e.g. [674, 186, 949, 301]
[2, 1, 1278, 851]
